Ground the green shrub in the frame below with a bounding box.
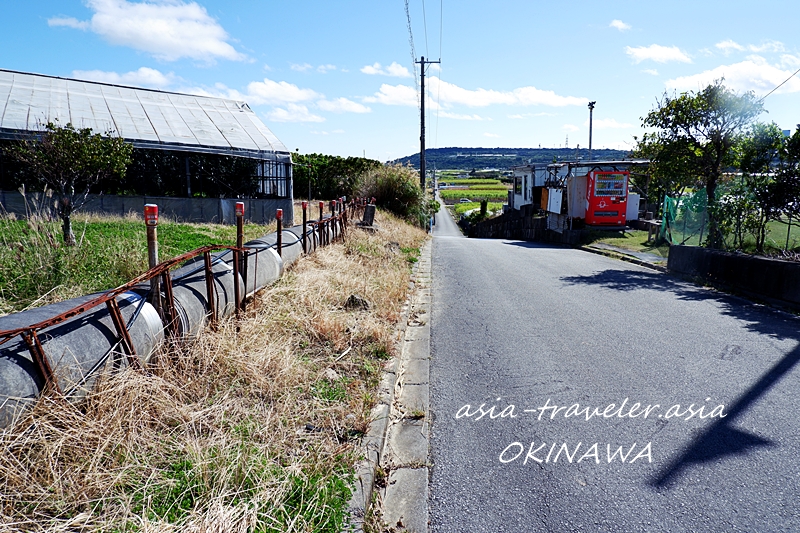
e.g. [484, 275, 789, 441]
[358, 164, 432, 224]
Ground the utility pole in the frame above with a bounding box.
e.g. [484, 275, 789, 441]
[588, 101, 596, 160]
[416, 56, 440, 191]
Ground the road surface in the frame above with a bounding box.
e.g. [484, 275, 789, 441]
[428, 227, 800, 531]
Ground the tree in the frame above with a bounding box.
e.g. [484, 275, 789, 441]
[726, 122, 785, 252]
[292, 152, 381, 200]
[637, 80, 763, 248]
[10, 122, 132, 245]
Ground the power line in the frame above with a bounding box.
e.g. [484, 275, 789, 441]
[760, 66, 800, 101]
[422, 0, 430, 58]
[434, 0, 442, 150]
[404, 0, 419, 96]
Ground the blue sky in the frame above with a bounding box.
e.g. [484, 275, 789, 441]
[2, 1, 799, 162]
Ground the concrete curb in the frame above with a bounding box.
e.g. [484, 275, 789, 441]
[345, 238, 432, 532]
[579, 244, 668, 272]
[378, 238, 432, 533]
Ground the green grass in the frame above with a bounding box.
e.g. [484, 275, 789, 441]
[440, 179, 501, 186]
[438, 189, 508, 200]
[468, 184, 508, 190]
[584, 229, 670, 259]
[664, 215, 800, 252]
[0, 215, 272, 314]
[452, 202, 503, 215]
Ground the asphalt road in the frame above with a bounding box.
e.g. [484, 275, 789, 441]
[429, 229, 800, 531]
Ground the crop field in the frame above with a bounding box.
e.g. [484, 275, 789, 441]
[438, 189, 508, 200]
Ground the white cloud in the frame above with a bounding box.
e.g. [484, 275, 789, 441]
[666, 57, 800, 95]
[438, 111, 485, 120]
[317, 64, 337, 73]
[642, 69, 659, 76]
[584, 118, 634, 129]
[512, 85, 586, 107]
[563, 124, 580, 132]
[364, 84, 419, 107]
[484, 133, 500, 138]
[48, 16, 90, 30]
[266, 104, 324, 123]
[508, 112, 556, 119]
[245, 78, 321, 105]
[317, 97, 371, 113]
[72, 67, 177, 89]
[360, 62, 413, 78]
[291, 63, 313, 72]
[49, 0, 246, 62]
[781, 54, 800, 68]
[749, 40, 785, 53]
[428, 77, 585, 107]
[609, 19, 631, 31]
[715, 39, 745, 54]
[364, 79, 584, 110]
[625, 44, 692, 64]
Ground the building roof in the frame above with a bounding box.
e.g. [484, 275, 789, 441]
[0, 69, 290, 161]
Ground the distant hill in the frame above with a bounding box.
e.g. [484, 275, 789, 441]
[392, 147, 631, 171]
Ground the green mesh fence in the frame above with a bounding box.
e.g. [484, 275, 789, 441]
[661, 189, 709, 246]
[660, 186, 800, 251]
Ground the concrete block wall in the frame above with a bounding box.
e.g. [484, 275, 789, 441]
[0, 191, 294, 226]
[667, 245, 800, 309]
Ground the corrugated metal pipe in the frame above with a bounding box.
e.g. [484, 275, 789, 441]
[0, 199, 355, 429]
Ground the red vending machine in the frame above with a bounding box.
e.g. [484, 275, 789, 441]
[585, 171, 628, 226]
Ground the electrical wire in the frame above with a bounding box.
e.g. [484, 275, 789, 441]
[422, 0, 429, 58]
[434, 0, 443, 150]
[760, 66, 800, 101]
[404, 0, 419, 98]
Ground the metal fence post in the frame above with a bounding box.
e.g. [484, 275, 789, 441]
[302, 201, 308, 253]
[276, 208, 283, 256]
[234, 202, 245, 316]
[144, 204, 161, 315]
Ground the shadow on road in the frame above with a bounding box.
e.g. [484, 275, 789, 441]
[560, 268, 800, 489]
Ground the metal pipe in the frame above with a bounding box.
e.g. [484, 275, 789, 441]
[302, 201, 308, 254]
[276, 209, 283, 257]
[144, 204, 160, 314]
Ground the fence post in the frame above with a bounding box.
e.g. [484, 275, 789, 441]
[234, 202, 245, 315]
[330, 200, 336, 241]
[302, 201, 308, 253]
[144, 204, 161, 314]
[318, 201, 325, 246]
[276, 208, 283, 257]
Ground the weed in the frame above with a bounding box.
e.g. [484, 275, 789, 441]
[0, 207, 428, 531]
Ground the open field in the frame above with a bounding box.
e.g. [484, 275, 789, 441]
[439, 179, 502, 186]
[438, 189, 508, 200]
[0, 213, 275, 315]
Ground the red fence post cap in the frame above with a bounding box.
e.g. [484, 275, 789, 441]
[235, 202, 245, 216]
[302, 201, 308, 209]
[276, 208, 283, 220]
[144, 204, 158, 226]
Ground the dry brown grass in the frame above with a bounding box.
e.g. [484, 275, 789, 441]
[0, 210, 428, 532]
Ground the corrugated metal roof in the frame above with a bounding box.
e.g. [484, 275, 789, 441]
[0, 69, 290, 161]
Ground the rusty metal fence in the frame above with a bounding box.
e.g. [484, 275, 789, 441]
[0, 197, 371, 422]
